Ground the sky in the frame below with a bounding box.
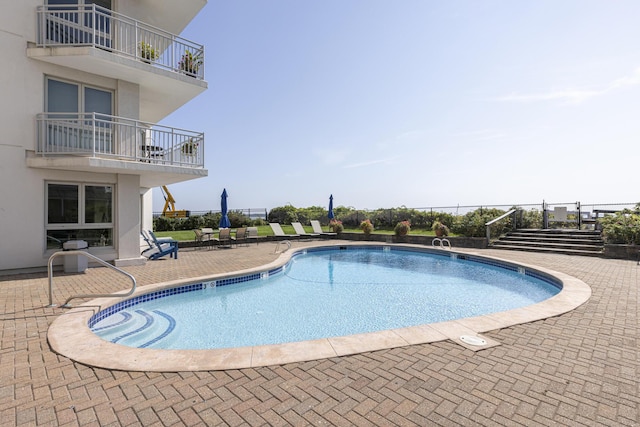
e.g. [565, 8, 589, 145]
[154, 0, 640, 214]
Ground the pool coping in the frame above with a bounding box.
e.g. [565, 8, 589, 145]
[47, 243, 592, 372]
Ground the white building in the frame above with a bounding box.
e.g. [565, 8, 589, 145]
[0, 0, 208, 272]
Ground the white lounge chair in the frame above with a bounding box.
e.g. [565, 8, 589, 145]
[269, 223, 299, 239]
[291, 222, 319, 238]
[310, 220, 337, 236]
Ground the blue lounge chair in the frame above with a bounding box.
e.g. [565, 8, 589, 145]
[144, 230, 178, 260]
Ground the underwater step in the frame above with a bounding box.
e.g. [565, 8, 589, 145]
[92, 309, 176, 348]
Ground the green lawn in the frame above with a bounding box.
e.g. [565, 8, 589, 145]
[154, 226, 445, 242]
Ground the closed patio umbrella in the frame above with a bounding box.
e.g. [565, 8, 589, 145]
[328, 194, 335, 220]
[219, 188, 230, 228]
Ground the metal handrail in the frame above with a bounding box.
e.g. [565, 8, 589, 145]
[485, 208, 517, 244]
[47, 250, 136, 308]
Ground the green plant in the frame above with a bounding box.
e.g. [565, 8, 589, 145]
[598, 206, 640, 244]
[432, 220, 449, 237]
[360, 219, 374, 234]
[178, 50, 203, 76]
[181, 139, 198, 155]
[329, 219, 343, 233]
[139, 41, 159, 62]
[394, 220, 411, 236]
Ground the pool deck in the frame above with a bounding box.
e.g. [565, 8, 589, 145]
[1, 240, 638, 425]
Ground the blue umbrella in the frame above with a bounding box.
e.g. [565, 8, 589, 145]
[328, 194, 335, 220]
[219, 188, 230, 228]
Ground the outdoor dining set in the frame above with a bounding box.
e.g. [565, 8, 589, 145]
[193, 227, 262, 249]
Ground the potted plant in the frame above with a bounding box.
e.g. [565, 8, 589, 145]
[360, 219, 374, 235]
[178, 50, 203, 77]
[181, 139, 198, 156]
[432, 220, 449, 237]
[329, 219, 343, 234]
[139, 41, 159, 63]
[394, 220, 411, 236]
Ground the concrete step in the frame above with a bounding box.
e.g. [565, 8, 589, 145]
[500, 235, 604, 245]
[491, 228, 604, 256]
[489, 243, 604, 257]
[492, 240, 603, 252]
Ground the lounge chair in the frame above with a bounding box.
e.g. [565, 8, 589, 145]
[246, 227, 266, 245]
[145, 230, 178, 260]
[141, 230, 175, 256]
[291, 222, 319, 238]
[310, 220, 337, 236]
[269, 223, 299, 239]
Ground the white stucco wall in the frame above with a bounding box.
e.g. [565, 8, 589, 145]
[0, 1, 204, 272]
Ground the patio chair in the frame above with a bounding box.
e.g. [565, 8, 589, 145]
[145, 230, 178, 260]
[291, 222, 319, 239]
[235, 227, 248, 247]
[218, 228, 233, 248]
[196, 227, 217, 249]
[269, 223, 299, 239]
[193, 229, 207, 249]
[310, 220, 337, 236]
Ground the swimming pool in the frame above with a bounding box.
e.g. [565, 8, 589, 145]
[47, 244, 591, 371]
[90, 246, 560, 350]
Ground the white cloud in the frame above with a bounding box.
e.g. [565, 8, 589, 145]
[312, 147, 350, 165]
[496, 67, 640, 104]
[343, 156, 400, 169]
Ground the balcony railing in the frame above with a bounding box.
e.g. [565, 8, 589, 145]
[36, 113, 204, 168]
[36, 4, 205, 80]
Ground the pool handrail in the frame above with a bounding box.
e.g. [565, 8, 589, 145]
[47, 250, 137, 308]
[485, 208, 517, 244]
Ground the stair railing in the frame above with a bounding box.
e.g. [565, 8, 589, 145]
[485, 209, 517, 245]
[47, 250, 137, 308]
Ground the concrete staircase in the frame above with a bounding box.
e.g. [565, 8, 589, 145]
[491, 229, 604, 256]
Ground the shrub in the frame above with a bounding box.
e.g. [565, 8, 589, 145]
[451, 208, 506, 237]
[598, 206, 640, 244]
[329, 219, 343, 233]
[268, 205, 298, 224]
[394, 220, 411, 236]
[432, 220, 449, 236]
[360, 219, 374, 234]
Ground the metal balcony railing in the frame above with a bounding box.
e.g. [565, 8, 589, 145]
[36, 113, 205, 168]
[36, 4, 205, 80]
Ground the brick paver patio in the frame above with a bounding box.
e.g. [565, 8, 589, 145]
[1, 241, 638, 426]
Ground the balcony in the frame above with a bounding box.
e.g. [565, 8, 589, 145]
[28, 113, 207, 188]
[28, 4, 207, 123]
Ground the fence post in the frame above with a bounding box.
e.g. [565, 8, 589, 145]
[577, 201, 582, 229]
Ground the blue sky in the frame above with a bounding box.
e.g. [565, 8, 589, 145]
[155, 0, 640, 213]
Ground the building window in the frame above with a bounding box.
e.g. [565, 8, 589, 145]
[45, 0, 112, 47]
[46, 182, 114, 249]
[45, 77, 114, 153]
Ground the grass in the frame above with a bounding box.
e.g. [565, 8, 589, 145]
[155, 226, 447, 241]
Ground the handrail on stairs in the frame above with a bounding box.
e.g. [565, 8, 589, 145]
[485, 208, 518, 245]
[47, 250, 137, 308]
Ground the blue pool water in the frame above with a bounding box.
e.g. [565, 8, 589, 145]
[90, 247, 560, 350]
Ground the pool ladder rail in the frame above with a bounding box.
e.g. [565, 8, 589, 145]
[47, 250, 137, 308]
[432, 238, 451, 249]
[274, 240, 292, 254]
